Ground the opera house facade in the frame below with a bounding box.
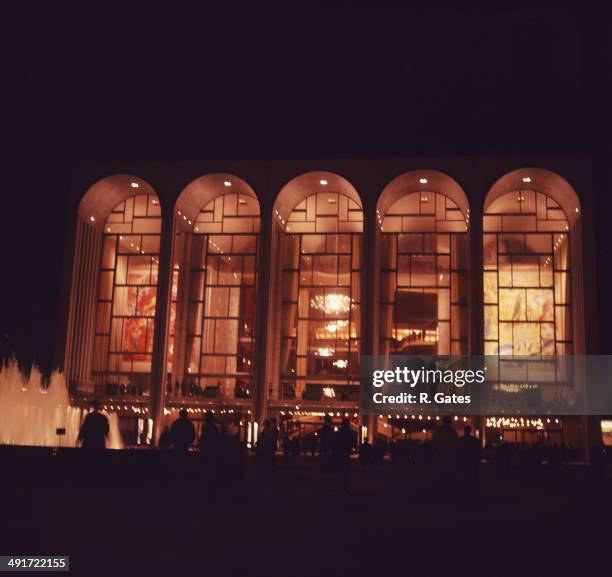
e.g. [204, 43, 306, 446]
[56, 155, 599, 455]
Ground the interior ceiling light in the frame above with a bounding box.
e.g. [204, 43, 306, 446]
[316, 348, 335, 358]
[310, 294, 351, 314]
[325, 320, 349, 333]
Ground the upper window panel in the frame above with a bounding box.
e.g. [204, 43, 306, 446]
[285, 193, 363, 234]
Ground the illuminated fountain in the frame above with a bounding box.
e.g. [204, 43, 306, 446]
[0, 360, 123, 449]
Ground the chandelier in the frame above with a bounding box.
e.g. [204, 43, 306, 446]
[310, 293, 351, 314]
[315, 347, 335, 357]
[325, 320, 349, 333]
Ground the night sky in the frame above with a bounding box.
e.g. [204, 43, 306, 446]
[2, 6, 610, 372]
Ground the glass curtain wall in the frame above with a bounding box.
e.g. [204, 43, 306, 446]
[177, 192, 260, 400]
[379, 191, 468, 356]
[279, 192, 363, 402]
[93, 194, 162, 394]
[483, 190, 572, 356]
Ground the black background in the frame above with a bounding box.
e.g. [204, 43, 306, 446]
[2, 5, 610, 372]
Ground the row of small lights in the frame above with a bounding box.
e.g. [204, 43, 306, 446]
[280, 410, 359, 418]
[163, 407, 247, 415]
[100, 404, 253, 417]
[543, 233, 568, 268]
[381, 414, 468, 432]
[274, 205, 287, 231]
[99, 404, 147, 413]
[379, 414, 467, 421]
[283, 404, 359, 412]
[486, 416, 560, 429]
[99, 405, 559, 430]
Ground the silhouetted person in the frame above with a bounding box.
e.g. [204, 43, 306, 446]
[290, 434, 301, 462]
[269, 418, 280, 471]
[457, 425, 481, 493]
[282, 432, 291, 465]
[590, 444, 607, 484]
[359, 441, 374, 474]
[158, 426, 173, 448]
[432, 416, 458, 494]
[223, 414, 246, 485]
[256, 420, 275, 476]
[170, 409, 196, 452]
[319, 415, 334, 486]
[374, 439, 386, 471]
[547, 444, 561, 475]
[390, 440, 400, 464]
[307, 434, 318, 456]
[78, 400, 109, 450]
[199, 412, 222, 481]
[333, 418, 354, 495]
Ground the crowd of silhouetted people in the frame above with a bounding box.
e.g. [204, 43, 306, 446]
[76, 403, 609, 496]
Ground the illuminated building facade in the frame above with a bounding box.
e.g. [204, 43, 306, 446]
[57, 157, 599, 455]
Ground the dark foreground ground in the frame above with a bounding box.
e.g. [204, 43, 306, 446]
[1, 447, 611, 577]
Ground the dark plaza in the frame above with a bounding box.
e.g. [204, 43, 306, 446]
[1, 6, 611, 577]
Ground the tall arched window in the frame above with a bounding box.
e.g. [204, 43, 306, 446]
[279, 191, 363, 402]
[379, 190, 469, 356]
[483, 189, 572, 356]
[171, 188, 260, 400]
[92, 194, 162, 393]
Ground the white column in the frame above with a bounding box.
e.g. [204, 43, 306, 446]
[254, 209, 274, 424]
[64, 219, 103, 392]
[149, 210, 175, 444]
[362, 199, 378, 442]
